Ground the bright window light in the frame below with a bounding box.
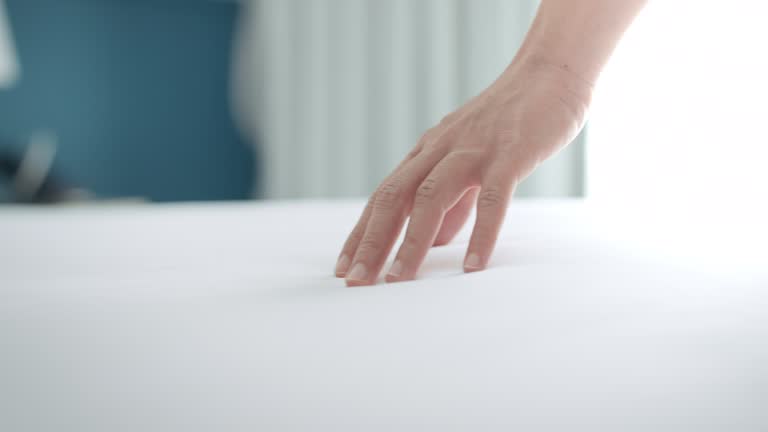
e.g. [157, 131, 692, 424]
[588, 1, 768, 211]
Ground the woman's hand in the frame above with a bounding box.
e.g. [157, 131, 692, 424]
[334, 0, 648, 286]
[335, 58, 593, 286]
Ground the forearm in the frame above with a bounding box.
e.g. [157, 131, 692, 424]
[512, 0, 648, 88]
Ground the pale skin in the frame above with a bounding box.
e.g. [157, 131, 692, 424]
[336, 0, 649, 286]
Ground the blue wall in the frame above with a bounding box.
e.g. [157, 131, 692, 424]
[0, 0, 255, 201]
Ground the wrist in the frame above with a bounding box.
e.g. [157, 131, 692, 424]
[500, 51, 595, 121]
[507, 0, 648, 95]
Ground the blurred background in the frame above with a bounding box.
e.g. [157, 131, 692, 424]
[1, 0, 766, 206]
[0, 0, 253, 203]
[0, 0, 585, 204]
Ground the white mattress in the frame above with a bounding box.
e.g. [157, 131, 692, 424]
[1, 200, 766, 431]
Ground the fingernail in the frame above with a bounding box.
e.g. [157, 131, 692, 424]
[464, 253, 482, 271]
[346, 263, 368, 282]
[387, 260, 403, 279]
[335, 254, 350, 276]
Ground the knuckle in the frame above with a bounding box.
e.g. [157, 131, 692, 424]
[405, 146, 421, 160]
[374, 181, 403, 210]
[414, 130, 436, 152]
[420, 127, 454, 155]
[478, 187, 505, 209]
[440, 112, 459, 126]
[420, 128, 436, 142]
[365, 193, 377, 209]
[415, 178, 439, 205]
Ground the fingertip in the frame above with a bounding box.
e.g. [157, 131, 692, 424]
[345, 263, 373, 287]
[463, 266, 485, 274]
[384, 274, 409, 284]
[334, 254, 351, 278]
[386, 260, 403, 278]
[384, 274, 413, 284]
[345, 279, 372, 287]
[463, 253, 484, 273]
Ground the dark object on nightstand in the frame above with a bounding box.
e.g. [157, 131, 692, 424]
[0, 138, 80, 204]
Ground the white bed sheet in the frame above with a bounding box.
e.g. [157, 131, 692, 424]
[1, 200, 767, 431]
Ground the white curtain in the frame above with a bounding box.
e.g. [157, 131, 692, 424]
[0, 0, 19, 88]
[233, 0, 585, 199]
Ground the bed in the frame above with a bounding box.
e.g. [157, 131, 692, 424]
[1, 200, 766, 431]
